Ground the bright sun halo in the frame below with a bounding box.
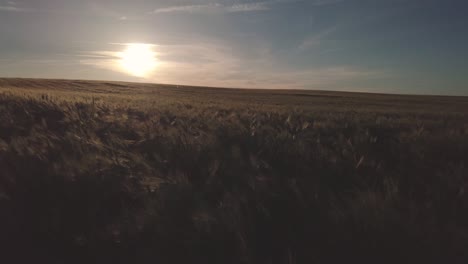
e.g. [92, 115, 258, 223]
[119, 43, 158, 78]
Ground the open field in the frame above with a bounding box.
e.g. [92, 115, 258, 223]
[1, 78, 468, 263]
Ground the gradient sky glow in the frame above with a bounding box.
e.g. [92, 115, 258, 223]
[0, 0, 467, 95]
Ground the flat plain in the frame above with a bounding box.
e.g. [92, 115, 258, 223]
[1, 78, 468, 264]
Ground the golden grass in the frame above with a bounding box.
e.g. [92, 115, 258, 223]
[1, 78, 468, 263]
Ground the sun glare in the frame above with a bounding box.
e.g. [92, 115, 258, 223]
[119, 43, 158, 78]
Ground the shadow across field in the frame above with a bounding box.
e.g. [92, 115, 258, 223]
[1, 79, 468, 264]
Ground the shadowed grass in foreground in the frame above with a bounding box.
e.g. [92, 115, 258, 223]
[1, 79, 468, 263]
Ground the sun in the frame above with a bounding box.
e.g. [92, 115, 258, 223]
[118, 43, 158, 77]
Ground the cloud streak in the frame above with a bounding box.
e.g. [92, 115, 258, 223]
[0, 5, 25, 12]
[152, 0, 343, 15]
[80, 41, 384, 90]
[153, 2, 270, 14]
[312, 0, 344, 6]
[0, 1, 34, 12]
[298, 27, 338, 51]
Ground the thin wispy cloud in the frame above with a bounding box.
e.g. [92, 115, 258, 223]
[0, 4, 25, 12]
[298, 27, 338, 51]
[153, 4, 219, 14]
[85, 2, 145, 21]
[152, 0, 343, 15]
[0, 1, 35, 12]
[153, 1, 283, 14]
[0, 5, 17, 11]
[80, 40, 384, 89]
[312, 0, 344, 6]
[226, 2, 270, 12]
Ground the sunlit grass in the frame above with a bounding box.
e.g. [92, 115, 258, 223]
[1, 79, 468, 263]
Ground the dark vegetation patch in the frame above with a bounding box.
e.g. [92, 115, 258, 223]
[1, 79, 468, 264]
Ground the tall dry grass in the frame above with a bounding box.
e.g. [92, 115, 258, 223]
[1, 80, 468, 263]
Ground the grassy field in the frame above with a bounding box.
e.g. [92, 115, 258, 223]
[1, 78, 468, 263]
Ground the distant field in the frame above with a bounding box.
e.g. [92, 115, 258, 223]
[2, 78, 468, 112]
[1, 78, 468, 264]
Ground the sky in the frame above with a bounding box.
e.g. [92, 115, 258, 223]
[0, 0, 467, 95]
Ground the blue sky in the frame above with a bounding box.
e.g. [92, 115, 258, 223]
[0, 0, 467, 94]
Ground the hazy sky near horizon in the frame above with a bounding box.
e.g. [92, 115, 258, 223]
[0, 0, 467, 94]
